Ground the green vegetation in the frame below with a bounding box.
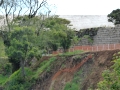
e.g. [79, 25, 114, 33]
[77, 28, 99, 45]
[64, 82, 79, 90]
[0, 57, 56, 90]
[97, 52, 120, 90]
[0, 14, 77, 89]
[0, 74, 8, 85]
[108, 9, 120, 25]
[0, 37, 6, 57]
[0, 0, 88, 90]
[59, 50, 84, 56]
[64, 70, 82, 90]
[3, 68, 34, 90]
[33, 57, 57, 79]
[83, 35, 93, 43]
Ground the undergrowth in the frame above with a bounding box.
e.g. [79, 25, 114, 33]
[0, 37, 6, 57]
[59, 50, 84, 56]
[0, 74, 8, 85]
[64, 69, 83, 90]
[3, 68, 34, 90]
[33, 57, 57, 79]
[1, 56, 57, 90]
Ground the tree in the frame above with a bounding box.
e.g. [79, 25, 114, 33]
[6, 27, 39, 77]
[38, 16, 75, 52]
[0, 0, 3, 6]
[107, 9, 120, 25]
[58, 29, 75, 52]
[0, 0, 51, 33]
[43, 16, 75, 52]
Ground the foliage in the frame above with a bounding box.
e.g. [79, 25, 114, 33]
[97, 54, 120, 90]
[77, 28, 99, 38]
[3, 68, 34, 90]
[3, 63, 12, 75]
[0, 57, 11, 76]
[59, 29, 75, 52]
[37, 30, 59, 52]
[0, 74, 8, 85]
[33, 57, 57, 79]
[71, 36, 79, 45]
[5, 27, 41, 76]
[107, 9, 120, 25]
[64, 82, 79, 90]
[64, 70, 82, 90]
[44, 16, 71, 29]
[2, 57, 57, 89]
[37, 16, 75, 52]
[83, 35, 93, 43]
[0, 37, 6, 57]
[59, 50, 84, 56]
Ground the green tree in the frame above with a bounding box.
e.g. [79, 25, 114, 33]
[59, 29, 75, 52]
[44, 15, 71, 29]
[107, 9, 120, 25]
[6, 27, 39, 77]
[37, 16, 74, 53]
[43, 16, 75, 52]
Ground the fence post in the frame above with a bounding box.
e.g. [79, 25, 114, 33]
[97, 45, 98, 51]
[103, 44, 104, 51]
[114, 44, 115, 50]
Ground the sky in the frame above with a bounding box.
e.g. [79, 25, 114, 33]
[48, 0, 120, 15]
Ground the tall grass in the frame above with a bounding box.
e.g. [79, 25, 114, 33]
[0, 74, 8, 85]
[33, 57, 57, 79]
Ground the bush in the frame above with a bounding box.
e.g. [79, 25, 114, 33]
[64, 82, 79, 90]
[3, 68, 34, 90]
[4, 63, 12, 75]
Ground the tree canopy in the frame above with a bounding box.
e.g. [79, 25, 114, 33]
[6, 27, 40, 76]
[107, 9, 120, 25]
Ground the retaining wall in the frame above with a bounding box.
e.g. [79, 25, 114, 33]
[93, 25, 120, 45]
[53, 43, 120, 54]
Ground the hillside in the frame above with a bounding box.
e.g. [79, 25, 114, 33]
[30, 49, 118, 90]
[0, 48, 119, 90]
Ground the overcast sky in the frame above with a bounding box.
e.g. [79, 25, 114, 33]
[48, 0, 120, 15]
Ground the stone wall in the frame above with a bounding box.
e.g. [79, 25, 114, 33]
[93, 25, 120, 45]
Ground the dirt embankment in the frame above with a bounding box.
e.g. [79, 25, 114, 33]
[31, 49, 120, 90]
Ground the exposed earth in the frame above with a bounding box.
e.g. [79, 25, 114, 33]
[30, 49, 119, 90]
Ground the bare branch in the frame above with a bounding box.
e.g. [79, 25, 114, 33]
[0, 0, 3, 6]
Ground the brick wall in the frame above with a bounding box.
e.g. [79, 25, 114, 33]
[53, 44, 120, 55]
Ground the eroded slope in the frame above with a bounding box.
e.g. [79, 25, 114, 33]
[31, 50, 119, 90]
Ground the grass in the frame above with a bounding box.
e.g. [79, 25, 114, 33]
[2, 57, 57, 89]
[0, 37, 6, 57]
[3, 68, 34, 90]
[64, 69, 83, 90]
[59, 50, 84, 56]
[0, 74, 8, 85]
[33, 57, 57, 79]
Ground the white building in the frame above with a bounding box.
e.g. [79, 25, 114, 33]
[59, 15, 114, 31]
